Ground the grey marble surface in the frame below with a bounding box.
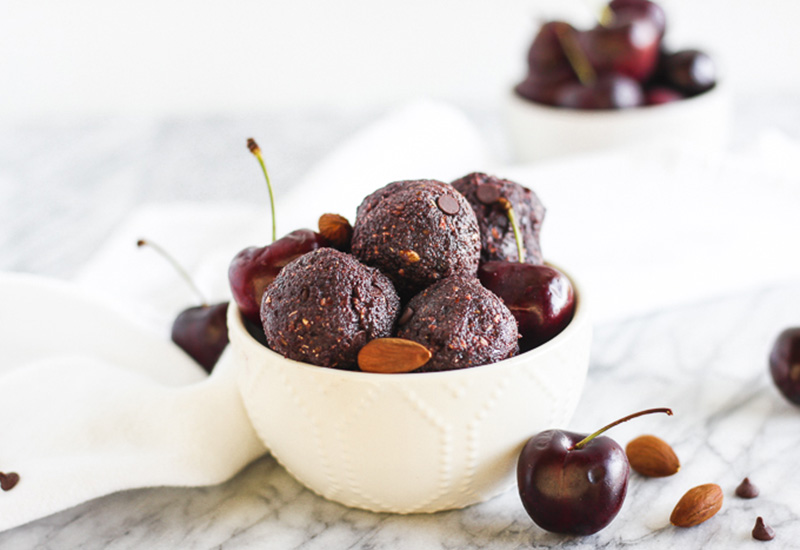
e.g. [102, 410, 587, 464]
[1, 96, 799, 548]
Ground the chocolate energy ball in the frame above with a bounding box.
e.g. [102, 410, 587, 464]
[397, 276, 519, 372]
[451, 172, 545, 264]
[352, 179, 481, 299]
[261, 248, 400, 369]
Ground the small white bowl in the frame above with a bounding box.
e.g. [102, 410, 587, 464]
[505, 83, 731, 163]
[229, 270, 592, 514]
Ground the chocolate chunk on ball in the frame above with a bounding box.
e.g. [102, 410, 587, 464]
[261, 248, 400, 369]
[451, 172, 545, 264]
[397, 275, 519, 372]
[352, 179, 481, 299]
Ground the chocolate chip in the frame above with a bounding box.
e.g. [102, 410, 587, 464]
[736, 477, 759, 499]
[436, 194, 460, 215]
[476, 183, 501, 205]
[300, 287, 310, 301]
[397, 307, 414, 326]
[0, 472, 20, 491]
[752, 517, 775, 541]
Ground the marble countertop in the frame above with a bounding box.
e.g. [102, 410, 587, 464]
[2, 283, 798, 549]
[1, 97, 799, 548]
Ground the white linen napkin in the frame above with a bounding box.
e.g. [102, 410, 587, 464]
[0, 273, 265, 532]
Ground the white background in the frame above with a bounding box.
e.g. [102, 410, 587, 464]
[1, 0, 797, 120]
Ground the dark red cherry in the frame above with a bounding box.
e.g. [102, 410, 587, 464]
[138, 239, 229, 372]
[228, 138, 329, 324]
[554, 74, 644, 110]
[579, 12, 662, 82]
[769, 327, 800, 406]
[644, 86, 683, 105]
[479, 262, 574, 352]
[608, 0, 666, 37]
[228, 228, 328, 324]
[526, 21, 578, 79]
[477, 197, 574, 352]
[516, 72, 577, 107]
[660, 49, 716, 96]
[519, 430, 629, 535]
[518, 408, 672, 535]
[517, 20, 594, 107]
[171, 302, 229, 373]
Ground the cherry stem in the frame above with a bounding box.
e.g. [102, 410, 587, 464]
[498, 197, 525, 263]
[599, 5, 615, 27]
[137, 239, 208, 306]
[553, 24, 596, 86]
[577, 0, 612, 26]
[247, 138, 277, 243]
[571, 408, 673, 450]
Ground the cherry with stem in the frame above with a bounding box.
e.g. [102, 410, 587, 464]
[518, 407, 673, 535]
[479, 195, 575, 351]
[138, 239, 229, 373]
[229, 139, 329, 324]
[552, 24, 596, 87]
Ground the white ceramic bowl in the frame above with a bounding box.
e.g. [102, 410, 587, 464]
[229, 271, 591, 514]
[505, 83, 731, 163]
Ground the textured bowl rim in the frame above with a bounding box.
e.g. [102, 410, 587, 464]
[228, 265, 590, 380]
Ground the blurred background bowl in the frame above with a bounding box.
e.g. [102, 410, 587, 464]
[505, 82, 731, 164]
[229, 269, 592, 513]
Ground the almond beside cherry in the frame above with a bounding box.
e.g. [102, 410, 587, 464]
[670, 483, 723, 527]
[626, 434, 680, 477]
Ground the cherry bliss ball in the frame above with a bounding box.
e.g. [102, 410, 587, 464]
[452, 172, 546, 265]
[260, 248, 400, 369]
[351, 179, 481, 299]
[397, 276, 519, 372]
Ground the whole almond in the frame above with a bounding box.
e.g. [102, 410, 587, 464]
[318, 213, 353, 250]
[670, 483, 723, 527]
[626, 435, 680, 477]
[357, 338, 432, 374]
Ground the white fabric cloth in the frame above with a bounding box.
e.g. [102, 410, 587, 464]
[2, 99, 800, 532]
[0, 273, 264, 532]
